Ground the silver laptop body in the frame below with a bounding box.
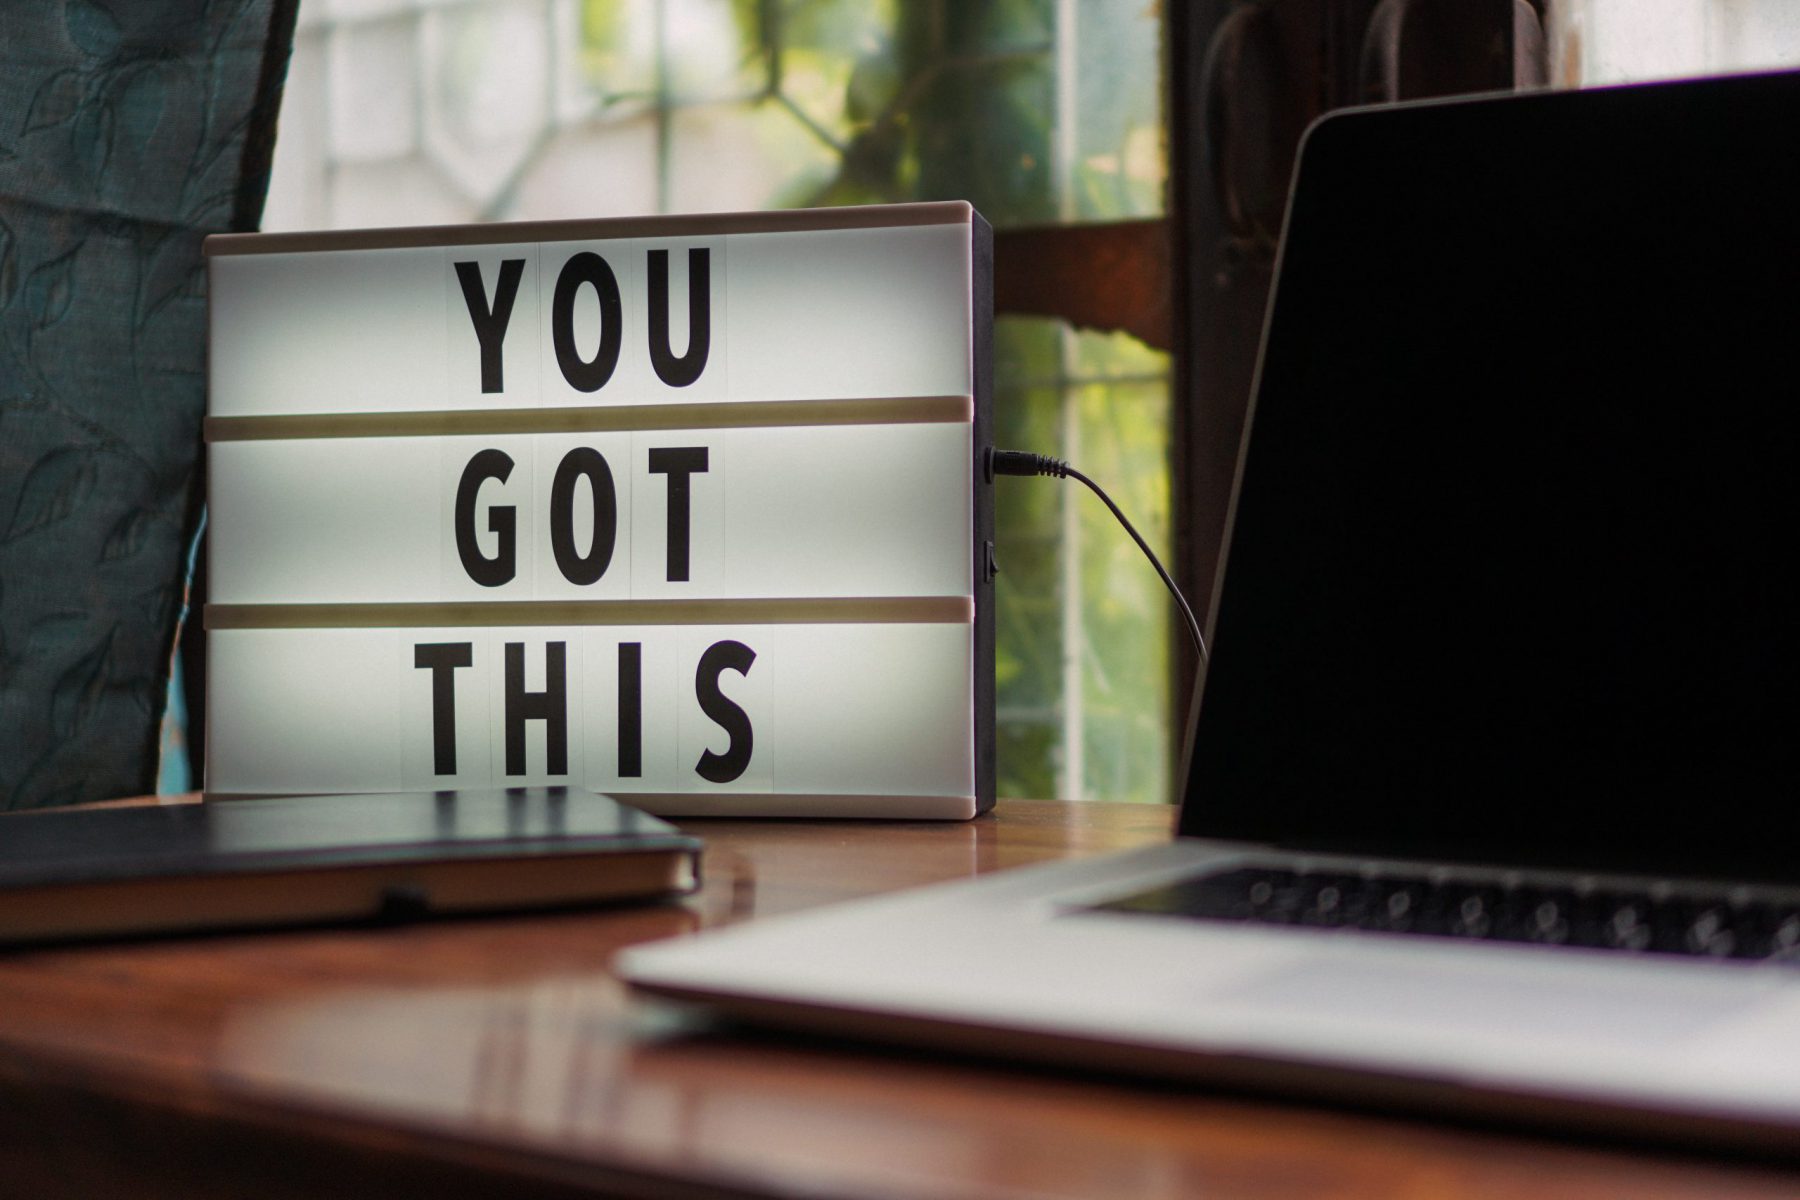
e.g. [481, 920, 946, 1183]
[620, 72, 1800, 1151]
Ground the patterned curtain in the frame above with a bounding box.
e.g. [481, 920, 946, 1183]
[0, 0, 297, 809]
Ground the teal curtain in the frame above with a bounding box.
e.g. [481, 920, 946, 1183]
[0, 0, 296, 809]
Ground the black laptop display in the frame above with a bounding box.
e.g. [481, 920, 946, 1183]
[1182, 70, 1800, 884]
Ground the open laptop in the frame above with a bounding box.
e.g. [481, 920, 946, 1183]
[619, 71, 1800, 1151]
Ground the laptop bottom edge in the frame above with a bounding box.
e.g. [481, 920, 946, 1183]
[632, 979, 1800, 1162]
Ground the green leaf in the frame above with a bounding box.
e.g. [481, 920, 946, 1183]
[65, 0, 123, 59]
[27, 611, 91, 657]
[3, 446, 100, 541]
[100, 507, 154, 562]
[52, 624, 116, 741]
[25, 244, 79, 330]
[135, 582, 178, 635]
[137, 231, 201, 330]
[22, 68, 84, 135]
[0, 217, 16, 308]
[73, 97, 116, 180]
[845, 50, 900, 124]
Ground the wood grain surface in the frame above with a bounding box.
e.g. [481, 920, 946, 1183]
[1, 799, 1795, 1199]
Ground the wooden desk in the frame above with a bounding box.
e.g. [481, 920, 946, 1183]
[1, 799, 1794, 1199]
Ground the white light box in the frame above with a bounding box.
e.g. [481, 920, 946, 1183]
[204, 204, 994, 818]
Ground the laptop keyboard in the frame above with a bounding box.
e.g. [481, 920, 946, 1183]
[1089, 866, 1800, 963]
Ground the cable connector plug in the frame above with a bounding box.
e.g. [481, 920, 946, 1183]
[987, 446, 1208, 664]
[988, 449, 1069, 479]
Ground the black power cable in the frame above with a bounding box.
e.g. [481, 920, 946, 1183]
[988, 449, 1208, 665]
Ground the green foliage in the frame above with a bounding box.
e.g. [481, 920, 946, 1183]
[576, 0, 1172, 801]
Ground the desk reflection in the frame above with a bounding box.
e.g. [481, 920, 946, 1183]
[215, 816, 994, 1130]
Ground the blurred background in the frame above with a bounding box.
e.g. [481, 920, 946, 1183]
[182, 0, 1798, 804]
[263, 0, 1175, 805]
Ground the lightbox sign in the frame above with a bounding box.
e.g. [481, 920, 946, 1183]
[203, 203, 994, 818]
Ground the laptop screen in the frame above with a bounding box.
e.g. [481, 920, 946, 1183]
[1180, 72, 1800, 883]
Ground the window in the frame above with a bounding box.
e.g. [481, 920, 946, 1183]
[1551, 0, 1800, 85]
[262, 0, 1177, 803]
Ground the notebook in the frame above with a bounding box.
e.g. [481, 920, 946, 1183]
[0, 789, 699, 946]
[618, 70, 1800, 1151]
